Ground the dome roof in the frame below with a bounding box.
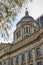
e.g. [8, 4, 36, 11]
[21, 15, 34, 20]
[21, 8, 34, 20]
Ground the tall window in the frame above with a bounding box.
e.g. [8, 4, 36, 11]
[24, 26, 30, 34]
[26, 26, 28, 33]
[16, 56, 19, 63]
[28, 27, 30, 34]
[3, 62, 6, 65]
[29, 51, 33, 59]
[16, 30, 21, 39]
[11, 58, 14, 65]
[22, 54, 25, 61]
[36, 48, 41, 56]
[16, 32, 19, 39]
[19, 30, 21, 37]
[37, 61, 42, 65]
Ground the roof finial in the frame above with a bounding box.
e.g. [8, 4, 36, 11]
[25, 8, 29, 16]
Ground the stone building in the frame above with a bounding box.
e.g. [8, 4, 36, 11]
[0, 9, 43, 65]
[36, 15, 43, 27]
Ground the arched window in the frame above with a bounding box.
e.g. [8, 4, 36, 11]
[26, 26, 28, 33]
[36, 48, 41, 56]
[3, 61, 6, 65]
[24, 26, 30, 34]
[29, 51, 33, 59]
[0, 62, 2, 65]
[16, 32, 19, 39]
[16, 56, 19, 63]
[22, 54, 25, 61]
[11, 58, 14, 65]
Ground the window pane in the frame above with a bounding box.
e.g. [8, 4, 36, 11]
[36, 48, 41, 56]
[26, 26, 28, 33]
[16, 32, 19, 39]
[29, 51, 32, 59]
[29, 27, 30, 34]
[22, 54, 25, 61]
[11, 58, 14, 65]
[16, 56, 19, 63]
[3, 62, 6, 65]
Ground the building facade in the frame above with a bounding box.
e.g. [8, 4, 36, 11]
[36, 15, 43, 27]
[0, 9, 43, 65]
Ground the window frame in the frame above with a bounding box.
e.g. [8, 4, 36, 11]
[29, 51, 33, 59]
[24, 26, 30, 34]
[36, 47, 41, 56]
[22, 54, 25, 61]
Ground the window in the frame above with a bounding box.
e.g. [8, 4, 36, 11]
[16, 56, 19, 63]
[24, 26, 30, 34]
[16, 32, 19, 39]
[29, 51, 33, 59]
[37, 61, 42, 65]
[3, 62, 6, 65]
[22, 54, 25, 61]
[36, 48, 41, 56]
[0, 62, 2, 65]
[26, 26, 28, 33]
[14, 35, 15, 41]
[11, 58, 14, 65]
[28, 27, 30, 34]
[16, 30, 21, 39]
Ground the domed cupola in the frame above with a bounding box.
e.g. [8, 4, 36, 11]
[13, 8, 39, 44]
[21, 8, 34, 21]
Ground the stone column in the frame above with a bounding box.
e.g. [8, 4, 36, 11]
[32, 49, 36, 65]
[13, 57, 16, 65]
[19, 55, 22, 65]
[25, 52, 28, 65]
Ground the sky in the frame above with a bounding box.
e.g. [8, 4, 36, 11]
[0, 0, 43, 43]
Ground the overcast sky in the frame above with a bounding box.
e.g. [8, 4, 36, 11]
[0, 0, 43, 43]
